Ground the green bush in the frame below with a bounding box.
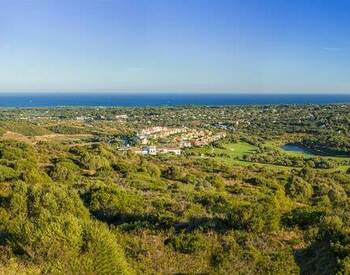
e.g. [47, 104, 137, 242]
[282, 207, 324, 229]
[165, 231, 206, 254]
[0, 141, 36, 161]
[162, 166, 184, 180]
[50, 160, 81, 181]
[207, 175, 225, 191]
[285, 176, 313, 202]
[77, 222, 134, 275]
[0, 165, 18, 181]
[83, 185, 144, 223]
[228, 198, 281, 232]
[139, 160, 161, 177]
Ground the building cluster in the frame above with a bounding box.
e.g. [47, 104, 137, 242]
[191, 132, 227, 146]
[172, 129, 227, 147]
[140, 126, 188, 138]
[137, 126, 189, 145]
[131, 126, 227, 156]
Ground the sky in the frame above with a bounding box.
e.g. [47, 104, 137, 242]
[1, 0, 350, 93]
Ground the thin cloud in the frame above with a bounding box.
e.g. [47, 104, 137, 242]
[322, 47, 346, 52]
[126, 67, 146, 72]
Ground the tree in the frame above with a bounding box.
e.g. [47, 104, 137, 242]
[285, 176, 313, 202]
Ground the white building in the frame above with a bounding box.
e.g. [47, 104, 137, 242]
[140, 146, 157, 155]
[180, 141, 192, 148]
[115, 114, 128, 119]
[137, 135, 149, 145]
[158, 148, 181, 155]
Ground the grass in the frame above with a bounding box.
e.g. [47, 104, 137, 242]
[190, 142, 257, 161]
[223, 142, 257, 158]
[190, 140, 349, 172]
[189, 142, 292, 171]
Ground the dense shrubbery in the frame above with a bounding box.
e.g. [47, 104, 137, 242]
[0, 104, 349, 274]
[0, 121, 51, 136]
[50, 159, 81, 181]
[47, 124, 91, 134]
[82, 183, 144, 223]
[285, 176, 313, 202]
[243, 148, 340, 168]
[0, 141, 36, 161]
[301, 134, 350, 155]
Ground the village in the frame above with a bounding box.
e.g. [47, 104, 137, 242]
[127, 126, 227, 156]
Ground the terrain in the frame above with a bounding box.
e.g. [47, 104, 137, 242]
[0, 104, 349, 274]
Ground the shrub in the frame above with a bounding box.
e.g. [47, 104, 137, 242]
[50, 160, 81, 181]
[138, 160, 161, 177]
[77, 222, 134, 275]
[228, 198, 280, 232]
[162, 166, 184, 180]
[0, 141, 36, 161]
[165, 231, 206, 254]
[285, 176, 313, 202]
[80, 152, 110, 170]
[282, 207, 324, 229]
[207, 175, 225, 191]
[0, 165, 18, 181]
[83, 185, 144, 223]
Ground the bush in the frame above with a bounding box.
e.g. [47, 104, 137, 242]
[77, 222, 134, 275]
[50, 160, 81, 181]
[112, 159, 135, 177]
[80, 152, 110, 170]
[162, 166, 184, 180]
[21, 169, 53, 185]
[285, 176, 313, 202]
[228, 198, 281, 232]
[207, 175, 225, 191]
[83, 185, 144, 223]
[0, 165, 18, 181]
[138, 160, 161, 177]
[0, 141, 36, 161]
[282, 207, 324, 229]
[0, 179, 133, 274]
[0, 181, 89, 263]
[165, 231, 206, 254]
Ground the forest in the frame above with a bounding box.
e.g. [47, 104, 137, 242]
[0, 104, 349, 274]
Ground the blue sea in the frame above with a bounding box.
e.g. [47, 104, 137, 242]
[0, 93, 350, 107]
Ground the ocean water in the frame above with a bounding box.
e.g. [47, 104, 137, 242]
[0, 93, 349, 107]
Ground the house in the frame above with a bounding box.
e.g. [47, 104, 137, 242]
[180, 140, 192, 148]
[137, 135, 149, 145]
[158, 148, 181, 155]
[115, 114, 128, 119]
[134, 145, 181, 156]
[140, 146, 157, 155]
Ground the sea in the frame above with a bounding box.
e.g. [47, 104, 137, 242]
[0, 93, 350, 108]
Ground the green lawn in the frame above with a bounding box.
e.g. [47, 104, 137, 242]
[190, 142, 257, 160]
[223, 142, 257, 158]
[190, 142, 296, 172]
[190, 141, 349, 172]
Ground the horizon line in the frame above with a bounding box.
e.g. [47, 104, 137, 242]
[1, 90, 350, 95]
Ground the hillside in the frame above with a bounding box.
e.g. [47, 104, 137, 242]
[0, 105, 349, 274]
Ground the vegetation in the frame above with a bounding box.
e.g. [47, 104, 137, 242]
[0, 105, 349, 274]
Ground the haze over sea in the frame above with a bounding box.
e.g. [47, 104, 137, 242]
[0, 93, 350, 108]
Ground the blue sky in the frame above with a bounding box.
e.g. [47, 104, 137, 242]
[1, 0, 350, 93]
